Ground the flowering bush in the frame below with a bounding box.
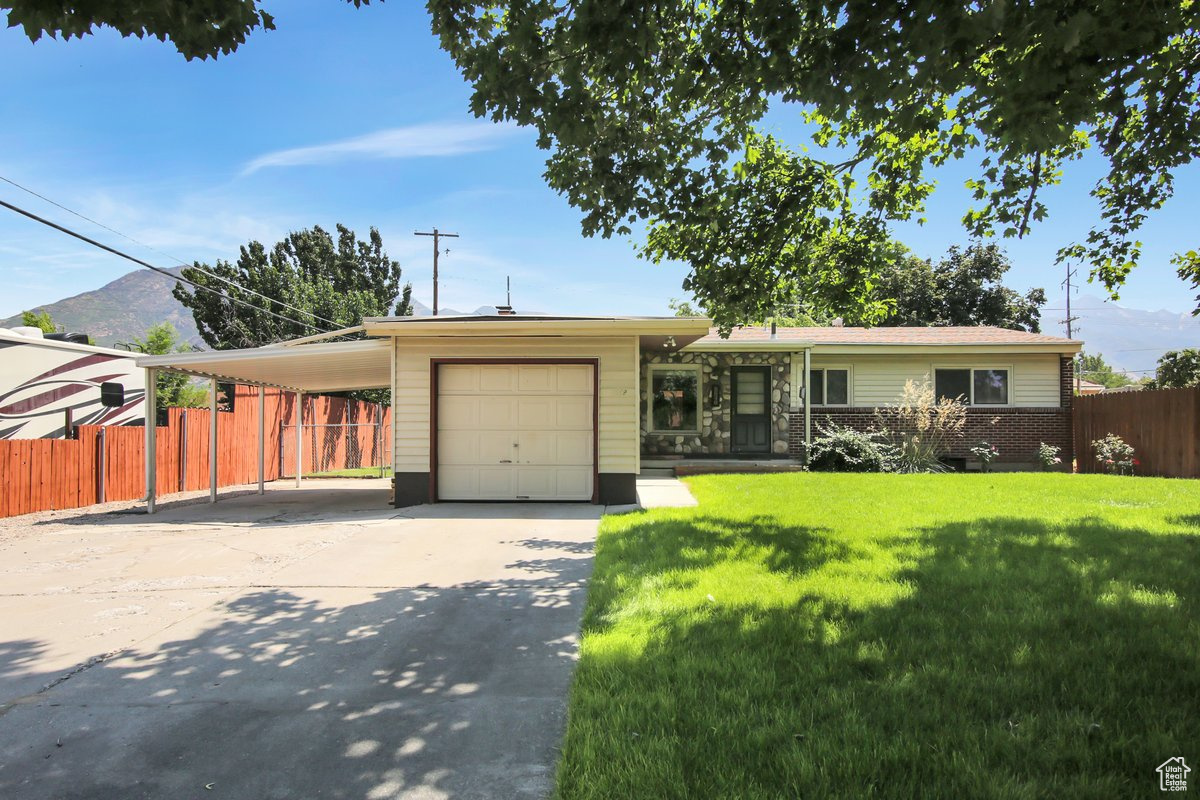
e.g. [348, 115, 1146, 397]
[1092, 434, 1138, 475]
[969, 441, 999, 472]
[1036, 442, 1063, 470]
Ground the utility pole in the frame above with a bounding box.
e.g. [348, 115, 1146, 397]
[506, 275, 511, 307]
[1060, 266, 1082, 394]
[414, 228, 459, 316]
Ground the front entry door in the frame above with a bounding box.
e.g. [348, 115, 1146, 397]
[731, 366, 771, 454]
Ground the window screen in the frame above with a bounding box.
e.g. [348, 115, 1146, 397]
[935, 369, 971, 403]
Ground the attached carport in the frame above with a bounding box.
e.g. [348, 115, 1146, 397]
[137, 334, 391, 513]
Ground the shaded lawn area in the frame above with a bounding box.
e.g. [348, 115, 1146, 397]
[557, 474, 1200, 799]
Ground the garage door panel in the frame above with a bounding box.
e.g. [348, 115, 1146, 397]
[552, 467, 592, 499]
[555, 395, 592, 429]
[555, 431, 592, 464]
[517, 365, 555, 392]
[479, 366, 516, 393]
[477, 467, 516, 497]
[436, 466, 475, 499]
[437, 432, 478, 466]
[478, 398, 517, 429]
[516, 397, 554, 429]
[439, 366, 479, 393]
[438, 396, 479, 429]
[556, 364, 592, 393]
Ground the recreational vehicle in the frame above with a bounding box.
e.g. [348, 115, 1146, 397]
[0, 327, 147, 438]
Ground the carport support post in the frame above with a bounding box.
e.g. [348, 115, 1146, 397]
[803, 347, 812, 464]
[209, 378, 218, 503]
[294, 391, 303, 488]
[144, 367, 157, 514]
[257, 386, 265, 494]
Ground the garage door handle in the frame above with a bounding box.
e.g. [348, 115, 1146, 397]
[499, 459, 513, 463]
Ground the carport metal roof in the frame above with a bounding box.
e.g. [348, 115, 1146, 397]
[136, 338, 391, 392]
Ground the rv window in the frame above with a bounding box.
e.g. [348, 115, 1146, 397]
[100, 382, 125, 408]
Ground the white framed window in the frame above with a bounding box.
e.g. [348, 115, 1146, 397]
[808, 367, 851, 406]
[647, 364, 702, 433]
[934, 367, 1012, 406]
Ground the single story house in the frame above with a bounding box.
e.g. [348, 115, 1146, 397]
[137, 315, 1081, 509]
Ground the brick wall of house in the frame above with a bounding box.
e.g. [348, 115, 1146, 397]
[787, 355, 1077, 466]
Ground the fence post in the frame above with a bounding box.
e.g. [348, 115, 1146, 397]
[376, 403, 384, 478]
[179, 410, 188, 492]
[97, 427, 107, 504]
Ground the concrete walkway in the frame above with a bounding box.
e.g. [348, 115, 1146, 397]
[635, 474, 698, 509]
[0, 480, 599, 800]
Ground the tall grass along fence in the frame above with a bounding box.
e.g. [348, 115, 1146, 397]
[0, 386, 392, 518]
[1074, 387, 1199, 478]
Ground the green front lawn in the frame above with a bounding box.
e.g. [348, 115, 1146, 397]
[557, 474, 1200, 799]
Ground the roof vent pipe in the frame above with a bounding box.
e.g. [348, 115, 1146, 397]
[770, 320, 777, 340]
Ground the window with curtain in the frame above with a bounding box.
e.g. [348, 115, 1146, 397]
[650, 367, 700, 431]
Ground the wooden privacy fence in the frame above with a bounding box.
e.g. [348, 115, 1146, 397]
[0, 386, 393, 518]
[1074, 387, 1200, 478]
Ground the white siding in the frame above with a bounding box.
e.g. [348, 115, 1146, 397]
[390, 336, 639, 474]
[796, 353, 1062, 408]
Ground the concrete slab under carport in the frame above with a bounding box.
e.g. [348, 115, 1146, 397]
[0, 480, 600, 800]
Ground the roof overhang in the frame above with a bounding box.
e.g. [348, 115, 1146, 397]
[136, 338, 391, 393]
[805, 343, 1083, 355]
[363, 315, 713, 349]
[684, 340, 816, 352]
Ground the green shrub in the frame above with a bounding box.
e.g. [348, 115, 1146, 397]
[1036, 442, 1063, 470]
[808, 421, 896, 472]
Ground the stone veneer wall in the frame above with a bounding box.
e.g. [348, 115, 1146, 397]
[786, 356, 1077, 466]
[641, 351, 792, 456]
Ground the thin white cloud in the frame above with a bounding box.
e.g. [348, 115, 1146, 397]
[241, 121, 521, 174]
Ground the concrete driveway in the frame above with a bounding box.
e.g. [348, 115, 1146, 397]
[0, 480, 601, 799]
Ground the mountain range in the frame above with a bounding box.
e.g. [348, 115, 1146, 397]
[4, 268, 1196, 378]
[0, 267, 500, 348]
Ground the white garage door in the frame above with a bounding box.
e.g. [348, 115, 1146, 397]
[437, 363, 594, 501]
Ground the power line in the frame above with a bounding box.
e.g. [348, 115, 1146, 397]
[0, 175, 342, 329]
[0, 197, 332, 336]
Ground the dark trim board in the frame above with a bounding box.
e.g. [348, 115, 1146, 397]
[428, 358, 601, 504]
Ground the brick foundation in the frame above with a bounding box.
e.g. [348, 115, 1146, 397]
[788, 407, 1073, 466]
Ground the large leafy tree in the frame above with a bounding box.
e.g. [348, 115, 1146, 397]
[10, 3, 1197, 327]
[1150, 348, 1200, 388]
[2, 1, 371, 60]
[1077, 351, 1134, 389]
[860, 244, 1046, 331]
[173, 224, 412, 350]
[425, 1, 1199, 328]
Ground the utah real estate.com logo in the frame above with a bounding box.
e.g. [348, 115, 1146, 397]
[1157, 757, 1191, 792]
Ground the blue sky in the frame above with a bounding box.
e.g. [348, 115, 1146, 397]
[1, 0, 1198, 329]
